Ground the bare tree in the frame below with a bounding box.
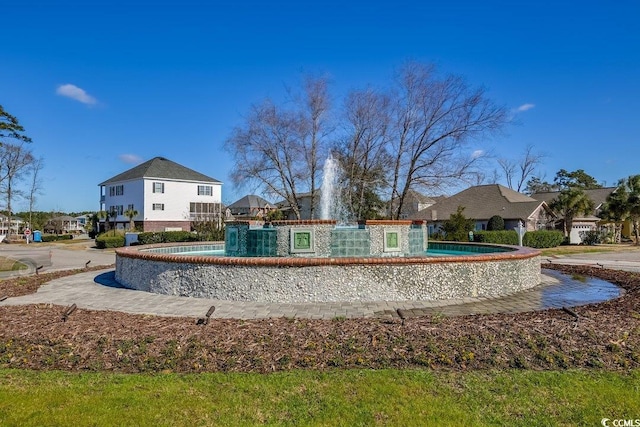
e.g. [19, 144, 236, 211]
[0, 106, 34, 239]
[497, 158, 516, 189]
[472, 168, 501, 186]
[225, 76, 333, 219]
[226, 100, 307, 219]
[298, 76, 332, 219]
[0, 143, 35, 239]
[498, 144, 545, 192]
[337, 88, 391, 219]
[225, 64, 508, 221]
[26, 157, 44, 231]
[387, 62, 509, 219]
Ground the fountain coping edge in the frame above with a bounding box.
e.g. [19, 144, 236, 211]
[116, 241, 541, 267]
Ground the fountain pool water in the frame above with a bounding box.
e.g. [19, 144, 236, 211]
[115, 219, 541, 303]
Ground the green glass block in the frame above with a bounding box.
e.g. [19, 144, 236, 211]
[293, 231, 311, 250]
[386, 232, 399, 248]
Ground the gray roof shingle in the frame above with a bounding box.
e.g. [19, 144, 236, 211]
[228, 195, 275, 209]
[100, 157, 221, 185]
[531, 187, 616, 211]
[412, 184, 547, 221]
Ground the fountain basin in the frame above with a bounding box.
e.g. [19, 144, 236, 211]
[115, 240, 541, 303]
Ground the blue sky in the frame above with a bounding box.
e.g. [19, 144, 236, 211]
[1, 0, 639, 212]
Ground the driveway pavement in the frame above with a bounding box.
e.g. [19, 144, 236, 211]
[0, 239, 115, 275]
[544, 248, 640, 272]
[0, 242, 637, 320]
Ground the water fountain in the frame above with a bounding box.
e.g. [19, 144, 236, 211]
[114, 155, 541, 303]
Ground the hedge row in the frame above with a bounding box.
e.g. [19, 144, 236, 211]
[41, 234, 74, 242]
[472, 230, 564, 248]
[523, 230, 565, 248]
[136, 231, 199, 245]
[95, 234, 125, 249]
[472, 230, 518, 245]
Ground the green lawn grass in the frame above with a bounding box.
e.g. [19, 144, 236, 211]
[0, 257, 28, 273]
[1, 368, 638, 426]
[540, 244, 640, 257]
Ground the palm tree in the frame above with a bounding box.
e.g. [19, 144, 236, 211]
[124, 207, 139, 231]
[600, 184, 629, 243]
[623, 175, 640, 245]
[108, 208, 118, 235]
[602, 175, 640, 245]
[549, 188, 595, 240]
[96, 210, 108, 233]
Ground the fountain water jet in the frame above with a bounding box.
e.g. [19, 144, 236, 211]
[319, 153, 349, 223]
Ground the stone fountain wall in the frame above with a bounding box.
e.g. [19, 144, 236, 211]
[115, 240, 541, 303]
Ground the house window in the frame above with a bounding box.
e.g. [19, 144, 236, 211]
[190, 202, 220, 219]
[153, 182, 165, 193]
[197, 185, 213, 196]
[109, 205, 123, 216]
[127, 204, 135, 211]
[109, 185, 124, 196]
[190, 202, 219, 214]
[152, 203, 165, 211]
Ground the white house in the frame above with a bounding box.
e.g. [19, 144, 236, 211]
[99, 157, 223, 232]
[0, 215, 25, 241]
[44, 215, 85, 234]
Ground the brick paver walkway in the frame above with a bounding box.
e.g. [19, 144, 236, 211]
[0, 263, 624, 320]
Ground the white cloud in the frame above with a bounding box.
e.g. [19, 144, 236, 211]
[119, 154, 143, 164]
[56, 83, 97, 105]
[516, 103, 535, 112]
[471, 149, 484, 159]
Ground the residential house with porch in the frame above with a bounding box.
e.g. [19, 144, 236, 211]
[226, 195, 276, 220]
[99, 157, 223, 232]
[531, 187, 624, 244]
[412, 184, 555, 236]
[276, 192, 321, 220]
[0, 215, 25, 242]
[44, 215, 85, 234]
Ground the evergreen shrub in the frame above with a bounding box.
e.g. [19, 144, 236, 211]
[137, 231, 198, 245]
[486, 215, 505, 231]
[522, 230, 564, 248]
[473, 230, 518, 245]
[96, 234, 125, 249]
[41, 234, 73, 242]
[579, 230, 602, 246]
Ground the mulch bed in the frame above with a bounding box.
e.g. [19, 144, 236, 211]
[0, 264, 639, 373]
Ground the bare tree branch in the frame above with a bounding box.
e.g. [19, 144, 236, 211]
[387, 62, 509, 219]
